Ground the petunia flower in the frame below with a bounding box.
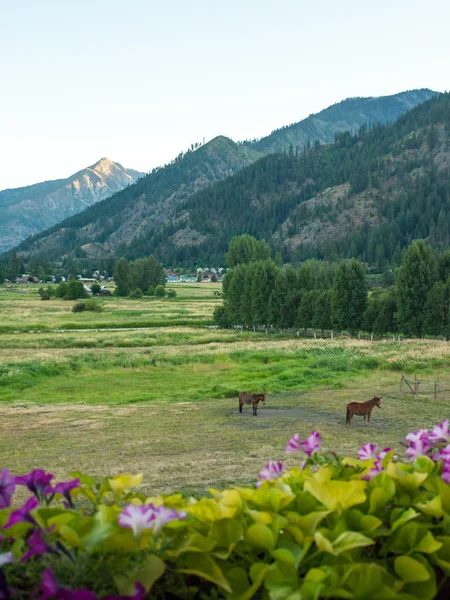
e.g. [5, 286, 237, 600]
[358, 443, 378, 461]
[21, 529, 54, 562]
[4, 497, 39, 528]
[300, 431, 322, 457]
[146, 504, 187, 535]
[15, 469, 53, 500]
[442, 462, 450, 484]
[0, 469, 16, 509]
[405, 438, 432, 461]
[432, 444, 450, 462]
[103, 582, 146, 600]
[256, 461, 284, 487]
[362, 458, 384, 480]
[40, 567, 97, 600]
[429, 420, 450, 444]
[0, 552, 13, 568]
[285, 433, 302, 454]
[405, 429, 429, 443]
[49, 479, 80, 507]
[118, 505, 156, 538]
[378, 448, 393, 460]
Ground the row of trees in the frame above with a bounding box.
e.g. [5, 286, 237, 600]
[114, 256, 165, 297]
[215, 236, 450, 338]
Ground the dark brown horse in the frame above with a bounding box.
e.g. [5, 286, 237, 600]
[239, 392, 266, 416]
[346, 396, 381, 427]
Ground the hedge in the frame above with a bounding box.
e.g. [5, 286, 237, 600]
[2, 422, 450, 598]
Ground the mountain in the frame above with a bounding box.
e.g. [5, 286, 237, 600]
[248, 88, 436, 154]
[0, 158, 145, 253]
[9, 89, 439, 265]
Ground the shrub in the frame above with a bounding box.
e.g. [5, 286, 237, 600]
[129, 288, 144, 299]
[154, 284, 165, 297]
[38, 286, 54, 300]
[213, 304, 231, 327]
[91, 283, 101, 295]
[166, 288, 177, 298]
[66, 280, 88, 300]
[71, 300, 104, 313]
[3, 423, 450, 598]
[55, 281, 68, 298]
[147, 284, 155, 296]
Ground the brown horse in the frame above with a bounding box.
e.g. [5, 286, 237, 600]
[346, 396, 382, 427]
[239, 392, 266, 416]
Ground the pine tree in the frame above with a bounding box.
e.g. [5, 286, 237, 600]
[424, 281, 450, 339]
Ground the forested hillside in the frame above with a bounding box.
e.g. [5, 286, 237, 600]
[7, 90, 436, 267]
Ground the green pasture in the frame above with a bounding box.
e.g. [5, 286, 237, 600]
[1, 281, 450, 497]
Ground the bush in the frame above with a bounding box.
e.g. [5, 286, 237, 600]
[38, 286, 55, 300]
[129, 288, 144, 299]
[90, 283, 101, 295]
[213, 304, 231, 327]
[71, 300, 104, 313]
[154, 284, 166, 297]
[55, 281, 68, 298]
[65, 280, 88, 300]
[166, 288, 177, 298]
[3, 423, 450, 598]
[147, 284, 155, 296]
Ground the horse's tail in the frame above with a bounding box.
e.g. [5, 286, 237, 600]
[239, 396, 242, 413]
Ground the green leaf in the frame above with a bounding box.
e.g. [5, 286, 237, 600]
[211, 519, 243, 558]
[304, 477, 366, 512]
[390, 508, 418, 532]
[332, 531, 374, 555]
[245, 523, 275, 550]
[413, 531, 442, 554]
[414, 495, 443, 519]
[386, 463, 428, 490]
[177, 553, 232, 593]
[114, 555, 165, 595]
[394, 556, 430, 582]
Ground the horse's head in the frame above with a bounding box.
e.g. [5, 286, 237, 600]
[373, 396, 382, 408]
[257, 393, 266, 405]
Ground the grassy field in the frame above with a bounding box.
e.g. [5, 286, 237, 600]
[1, 282, 450, 500]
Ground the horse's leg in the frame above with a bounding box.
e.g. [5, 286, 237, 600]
[239, 401, 242, 413]
[367, 411, 370, 426]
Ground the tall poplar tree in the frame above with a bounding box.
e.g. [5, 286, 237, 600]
[332, 260, 367, 333]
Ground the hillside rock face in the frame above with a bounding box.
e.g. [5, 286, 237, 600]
[10, 89, 439, 263]
[0, 158, 144, 252]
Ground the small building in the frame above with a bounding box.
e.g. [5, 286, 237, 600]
[166, 276, 179, 283]
[99, 287, 112, 296]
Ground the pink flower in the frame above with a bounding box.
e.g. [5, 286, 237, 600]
[146, 504, 187, 535]
[118, 503, 186, 538]
[0, 469, 15, 509]
[257, 461, 284, 486]
[378, 448, 392, 459]
[49, 479, 80, 507]
[362, 458, 384, 480]
[405, 429, 429, 443]
[4, 497, 39, 528]
[118, 505, 155, 538]
[0, 551, 13, 567]
[432, 444, 450, 462]
[429, 420, 450, 443]
[442, 463, 450, 484]
[358, 443, 379, 460]
[405, 439, 432, 461]
[300, 431, 322, 457]
[285, 433, 301, 454]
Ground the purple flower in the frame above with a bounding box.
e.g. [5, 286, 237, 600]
[15, 469, 53, 500]
[4, 497, 39, 528]
[358, 443, 378, 461]
[21, 529, 54, 562]
[429, 420, 450, 444]
[257, 461, 284, 487]
[0, 469, 16, 509]
[405, 429, 429, 443]
[362, 458, 384, 480]
[432, 444, 450, 462]
[300, 431, 322, 457]
[285, 433, 301, 454]
[442, 463, 450, 484]
[40, 567, 97, 600]
[146, 504, 187, 535]
[103, 582, 146, 600]
[405, 438, 432, 461]
[49, 479, 80, 507]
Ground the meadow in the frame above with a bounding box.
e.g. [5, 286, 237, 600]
[1, 282, 450, 499]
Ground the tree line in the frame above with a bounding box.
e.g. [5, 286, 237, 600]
[113, 255, 169, 297]
[215, 236, 450, 339]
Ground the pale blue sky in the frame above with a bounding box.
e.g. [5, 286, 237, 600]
[1, 0, 449, 189]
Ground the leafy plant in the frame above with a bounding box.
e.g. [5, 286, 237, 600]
[72, 300, 104, 313]
[2, 422, 450, 598]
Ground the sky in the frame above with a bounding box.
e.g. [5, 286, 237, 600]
[1, 0, 449, 190]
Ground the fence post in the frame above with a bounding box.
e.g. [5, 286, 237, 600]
[314, 330, 316, 339]
[414, 374, 418, 396]
[434, 382, 437, 401]
[331, 331, 333, 340]
[400, 376, 403, 393]
[370, 332, 374, 342]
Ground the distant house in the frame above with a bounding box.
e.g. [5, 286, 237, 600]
[180, 276, 197, 282]
[79, 277, 96, 283]
[99, 287, 112, 296]
[83, 284, 93, 297]
[166, 276, 179, 283]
